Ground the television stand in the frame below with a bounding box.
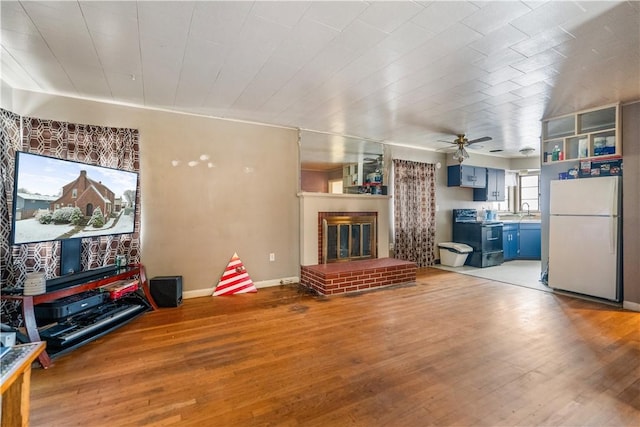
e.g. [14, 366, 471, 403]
[1, 264, 158, 368]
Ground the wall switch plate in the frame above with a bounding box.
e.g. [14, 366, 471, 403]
[269, 253, 275, 262]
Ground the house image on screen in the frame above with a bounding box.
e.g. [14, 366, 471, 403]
[51, 170, 115, 217]
[15, 193, 58, 220]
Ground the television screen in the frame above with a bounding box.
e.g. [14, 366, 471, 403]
[11, 152, 139, 245]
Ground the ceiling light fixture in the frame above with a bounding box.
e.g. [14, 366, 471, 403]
[452, 143, 469, 163]
[519, 147, 535, 156]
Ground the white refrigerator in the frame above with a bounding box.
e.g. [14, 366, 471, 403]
[548, 176, 621, 301]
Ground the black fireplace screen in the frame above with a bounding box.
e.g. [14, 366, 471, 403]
[323, 216, 376, 263]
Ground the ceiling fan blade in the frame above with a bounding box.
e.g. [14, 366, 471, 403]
[467, 136, 492, 145]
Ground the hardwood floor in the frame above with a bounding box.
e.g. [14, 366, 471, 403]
[30, 268, 640, 426]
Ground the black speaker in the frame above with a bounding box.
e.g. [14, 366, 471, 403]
[150, 276, 183, 307]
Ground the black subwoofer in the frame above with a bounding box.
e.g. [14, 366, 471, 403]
[149, 276, 183, 307]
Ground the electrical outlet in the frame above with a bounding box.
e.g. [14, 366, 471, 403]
[269, 253, 275, 262]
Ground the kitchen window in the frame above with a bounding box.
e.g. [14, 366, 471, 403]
[497, 171, 516, 212]
[519, 174, 540, 211]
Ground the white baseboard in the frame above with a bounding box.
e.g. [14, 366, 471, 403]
[622, 300, 640, 312]
[181, 276, 300, 300]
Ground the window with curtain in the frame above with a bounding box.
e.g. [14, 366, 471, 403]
[392, 159, 436, 268]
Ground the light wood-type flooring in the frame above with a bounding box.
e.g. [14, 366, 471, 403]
[29, 268, 640, 426]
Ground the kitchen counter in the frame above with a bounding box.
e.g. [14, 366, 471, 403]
[499, 214, 541, 223]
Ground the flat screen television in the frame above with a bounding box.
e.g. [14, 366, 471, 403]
[10, 151, 139, 276]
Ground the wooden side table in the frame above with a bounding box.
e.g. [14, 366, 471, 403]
[1, 342, 46, 427]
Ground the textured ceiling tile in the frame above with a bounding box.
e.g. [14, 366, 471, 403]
[1, 1, 39, 34]
[137, 1, 194, 45]
[469, 25, 530, 56]
[251, 1, 311, 29]
[510, 27, 576, 58]
[510, 1, 585, 36]
[189, 1, 252, 44]
[511, 49, 567, 74]
[304, 1, 369, 32]
[269, 18, 339, 68]
[481, 80, 523, 97]
[478, 66, 525, 87]
[411, 1, 480, 35]
[357, 1, 424, 33]
[462, 1, 532, 35]
[81, 2, 139, 39]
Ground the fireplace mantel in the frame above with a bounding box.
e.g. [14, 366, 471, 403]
[298, 192, 391, 266]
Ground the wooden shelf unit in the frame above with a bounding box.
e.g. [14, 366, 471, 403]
[541, 103, 621, 165]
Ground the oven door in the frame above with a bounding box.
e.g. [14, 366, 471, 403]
[481, 224, 503, 252]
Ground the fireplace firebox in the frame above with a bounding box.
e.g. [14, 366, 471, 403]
[322, 215, 376, 263]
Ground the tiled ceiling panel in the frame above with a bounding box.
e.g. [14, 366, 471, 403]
[0, 0, 638, 161]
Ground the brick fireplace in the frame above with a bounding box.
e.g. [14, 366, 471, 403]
[300, 210, 416, 296]
[299, 193, 414, 296]
[317, 211, 377, 264]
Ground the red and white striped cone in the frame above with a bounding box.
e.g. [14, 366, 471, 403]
[213, 252, 257, 296]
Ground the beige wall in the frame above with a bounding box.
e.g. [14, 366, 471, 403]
[622, 101, 640, 308]
[8, 89, 300, 296]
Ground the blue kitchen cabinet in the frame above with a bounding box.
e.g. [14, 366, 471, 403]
[502, 223, 519, 261]
[518, 223, 541, 259]
[447, 165, 487, 188]
[474, 168, 505, 201]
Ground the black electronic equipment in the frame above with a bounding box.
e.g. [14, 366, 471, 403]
[34, 290, 107, 323]
[150, 276, 183, 307]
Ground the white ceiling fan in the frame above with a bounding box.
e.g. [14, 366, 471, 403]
[439, 134, 493, 163]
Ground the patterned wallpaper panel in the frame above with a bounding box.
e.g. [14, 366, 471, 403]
[0, 108, 140, 326]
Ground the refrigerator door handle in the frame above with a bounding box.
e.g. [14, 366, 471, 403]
[610, 179, 617, 216]
[609, 216, 616, 254]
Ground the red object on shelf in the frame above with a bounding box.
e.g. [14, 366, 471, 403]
[103, 279, 139, 300]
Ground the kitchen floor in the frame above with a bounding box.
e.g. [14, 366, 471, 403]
[435, 260, 548, 292]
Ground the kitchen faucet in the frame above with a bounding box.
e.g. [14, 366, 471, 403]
[521, 202, 530, 217]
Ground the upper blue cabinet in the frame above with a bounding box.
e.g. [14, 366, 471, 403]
[447, 165, 487, 188]
[473, 168, 505, 202]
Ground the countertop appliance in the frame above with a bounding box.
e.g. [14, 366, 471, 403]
[452, 209, 504, 268]
[548, 176, 621, 301]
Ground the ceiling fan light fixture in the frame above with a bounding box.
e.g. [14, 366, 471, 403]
[452, 145, 469, 163]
